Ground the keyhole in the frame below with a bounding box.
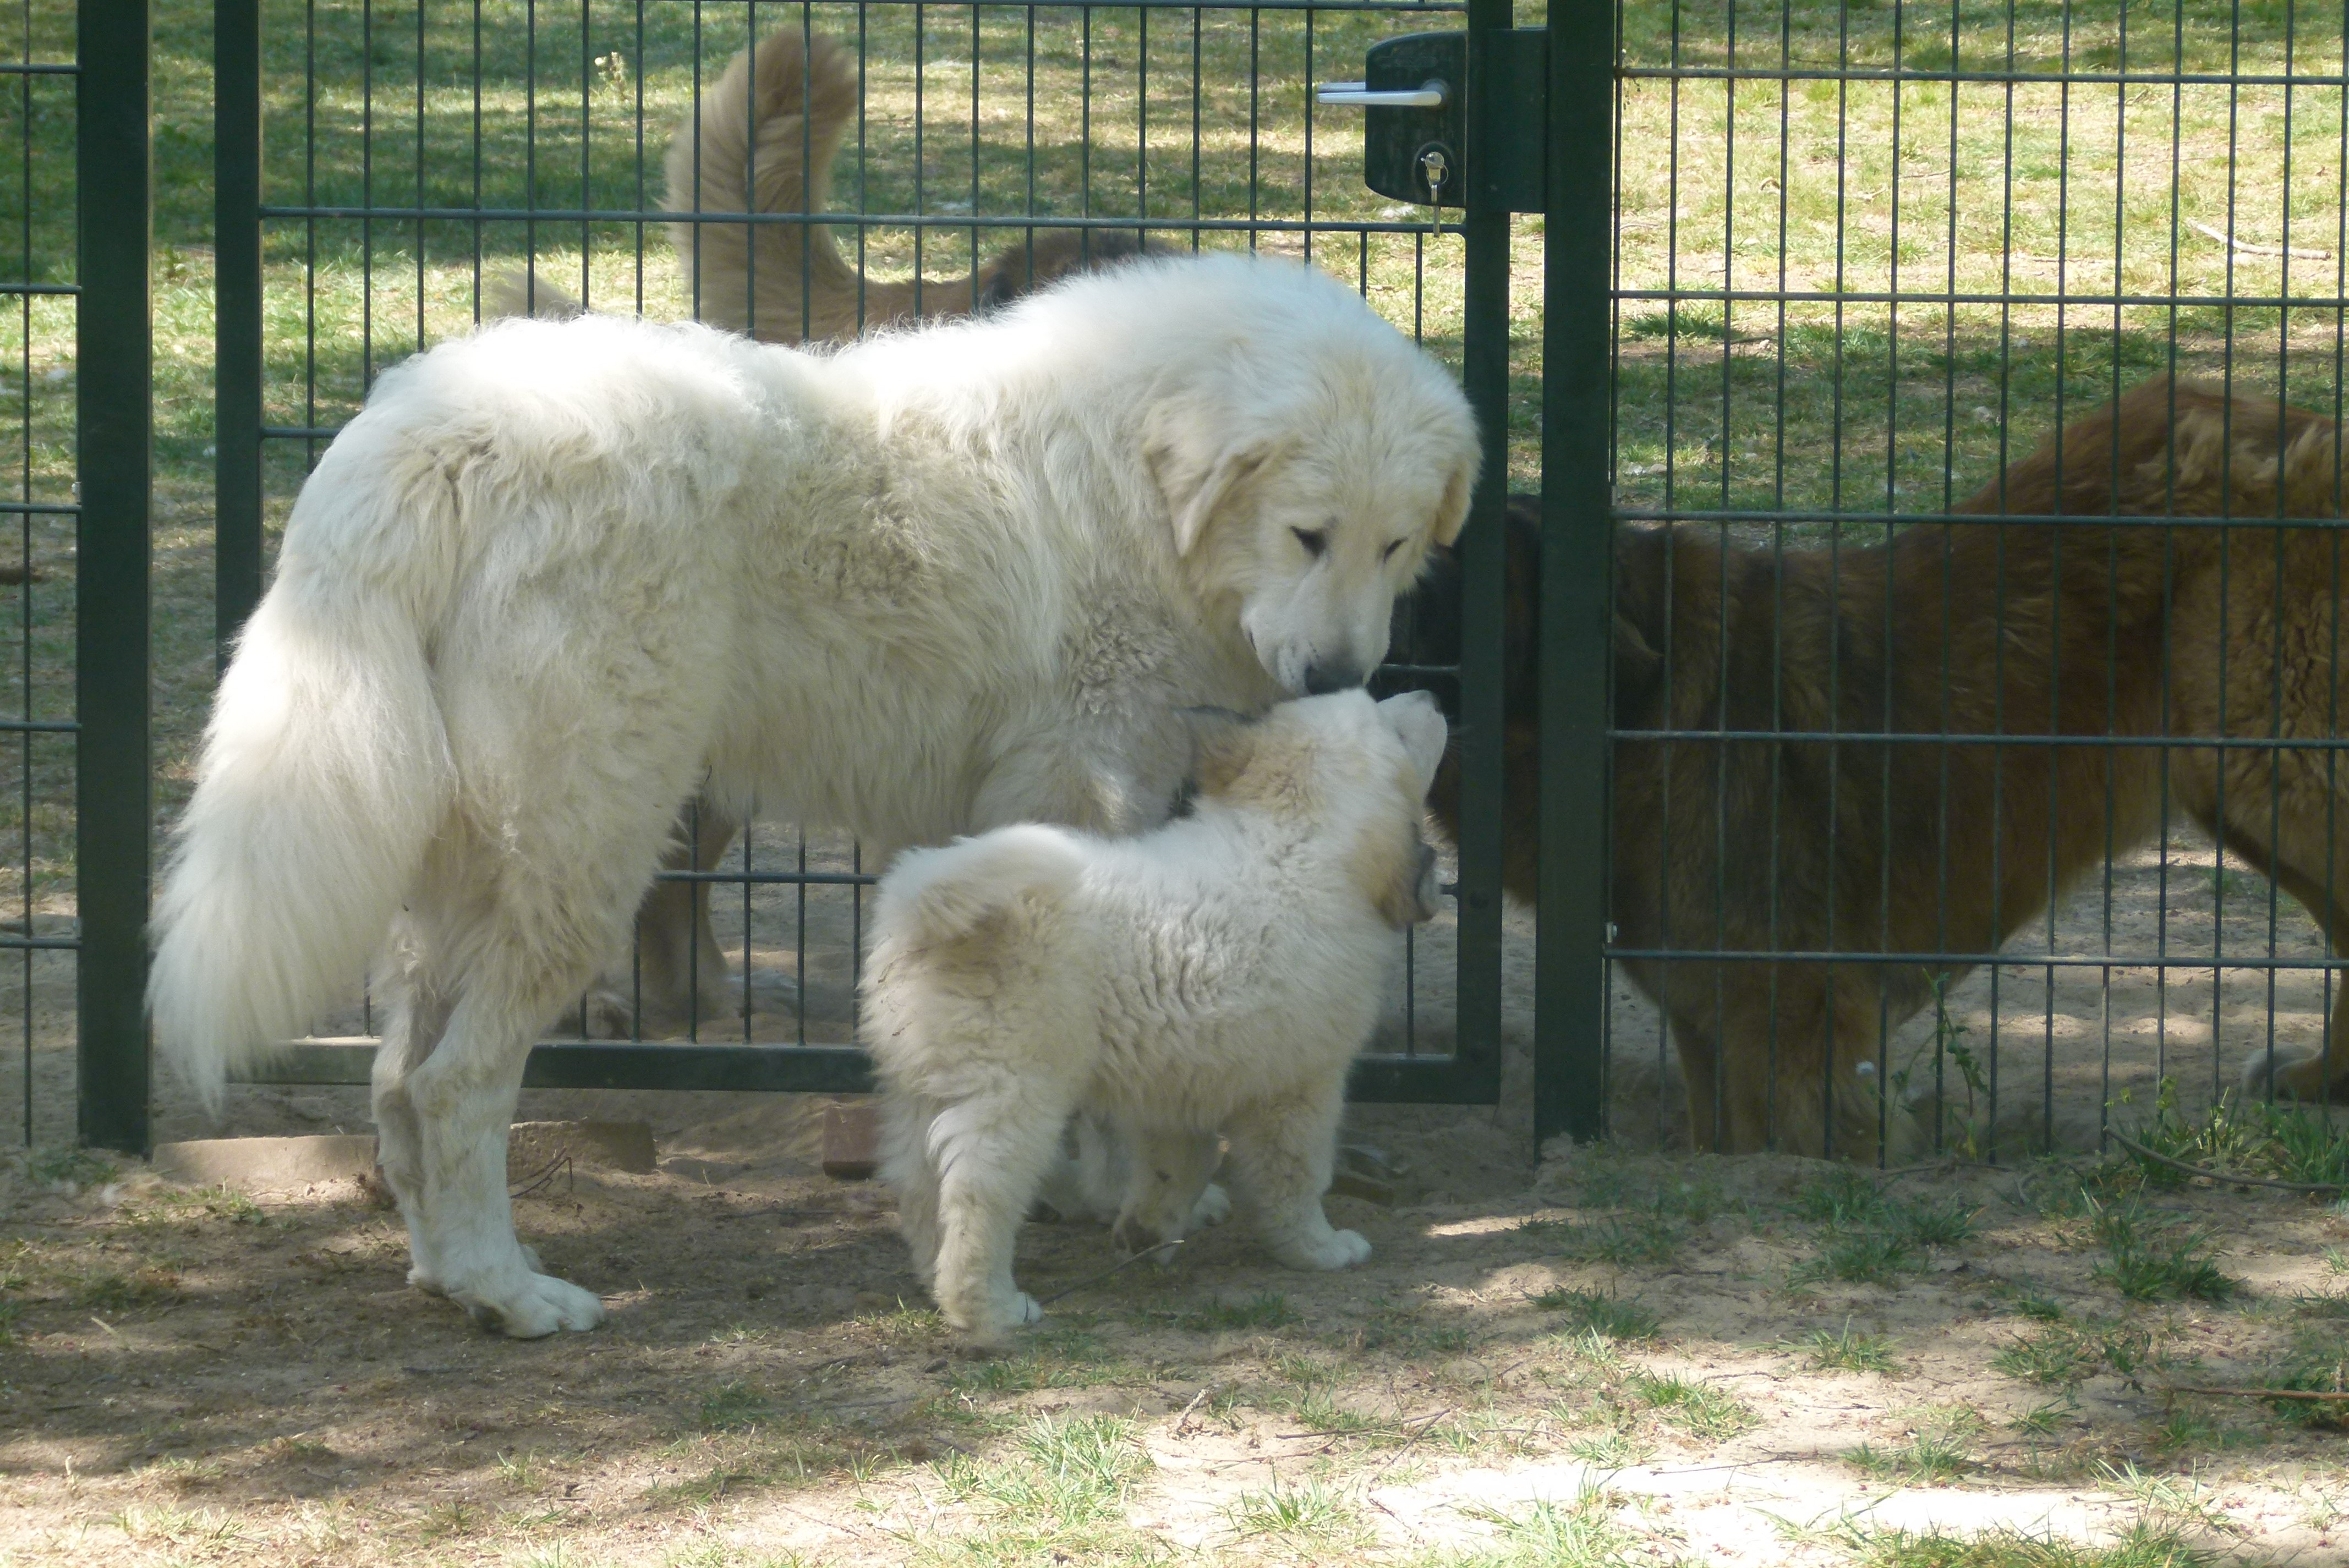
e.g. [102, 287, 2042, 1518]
[1419, 146, 1450, 207]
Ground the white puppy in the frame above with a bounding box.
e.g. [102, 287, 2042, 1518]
[147, 254, 1477, 1338]
[863, 689, 1448, 1347]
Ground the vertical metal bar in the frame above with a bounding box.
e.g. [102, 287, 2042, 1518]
[1450, 0, 1511, 1111]
[1536, 0, 1617, 1147]
[77, 0, 153, 1155]
[214, 0, 263, 666]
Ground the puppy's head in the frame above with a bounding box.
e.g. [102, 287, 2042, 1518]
[1141, 277, 1480, 699]
[1186, 690, 1449, 930]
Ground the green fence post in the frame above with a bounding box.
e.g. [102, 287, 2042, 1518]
[1534, 0, 1613, 1148]
[216, 0, 264, 665]
[76, 0, 154, 1155]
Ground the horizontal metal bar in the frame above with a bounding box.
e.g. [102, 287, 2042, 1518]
[237, 1039, 1490, 1103]
[0, 283, 78, 297]
[0, 62, 76, 75]
[260, 425, 340, 440]
[233, 1040, 877, 1092]
[0, 717, 75, 733]
[1618, 728, 2349, 751]
[0, 501, 78, 515]
[1618, 64, 2349, 89]
[609, 0, 1464, 10]
[1620, 508, 2349, 530]
[1612, 948, 2349, 972]
[654, 869, 877, 886]
[1618, 286, 2349, 310]
[259, 206, 1459, 238]
[0, 934, 76, 951]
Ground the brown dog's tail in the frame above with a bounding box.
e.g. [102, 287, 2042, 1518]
[665, 29, 870, 341]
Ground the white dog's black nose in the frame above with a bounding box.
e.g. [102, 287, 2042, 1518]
[1304, 661, 1365, 695]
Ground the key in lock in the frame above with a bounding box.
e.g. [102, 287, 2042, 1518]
[1417, 145, 1451, 207]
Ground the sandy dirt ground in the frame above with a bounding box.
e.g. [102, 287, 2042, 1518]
[3, 1119, 2347, 1566]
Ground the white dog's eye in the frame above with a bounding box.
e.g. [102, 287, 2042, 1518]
[1291, 527, 1328, 558]
[1381, 539, 1404, 563]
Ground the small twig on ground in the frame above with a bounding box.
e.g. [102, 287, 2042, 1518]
[2165, 1384, 2349, 1403]
[1033, 1238, 1182, 1307]
[2186, 218, 2334, 260]
[1169, 1387, 1209, 1437]
[2107, 1131, 2349, 1196]
[508, 1153, 572, 1200]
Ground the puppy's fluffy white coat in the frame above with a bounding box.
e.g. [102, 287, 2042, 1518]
[146, 254, 1477, 1339]
[864, 689, 1448, 1345]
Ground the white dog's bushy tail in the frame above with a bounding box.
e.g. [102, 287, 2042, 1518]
[883, 825, 1088, 951]
[149, 556, 453, 1106]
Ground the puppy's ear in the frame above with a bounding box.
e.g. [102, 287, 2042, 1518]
[1179, 705, 1260, 797]
[1145, 403, 1288, 557]
[1364, 823, 1443, 930]
[1376, 690, 1449, 798]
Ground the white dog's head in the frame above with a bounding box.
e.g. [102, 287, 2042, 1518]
[1140, 268, 1481, 698]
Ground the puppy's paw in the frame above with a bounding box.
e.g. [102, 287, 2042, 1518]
[1275, 1228, 1372, 1271]
[1189, 1183, 1233, 1227]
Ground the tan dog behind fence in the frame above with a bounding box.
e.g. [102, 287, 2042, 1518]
[1439, 380, 2349, 1158]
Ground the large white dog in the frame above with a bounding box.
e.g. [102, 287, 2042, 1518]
[866, 690, 1448, 1347]
[148, 253, 1479, 1338]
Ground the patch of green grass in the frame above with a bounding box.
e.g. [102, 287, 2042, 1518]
[1992, 1319, 2172, 1391]
[1343, 1303, 1479, 1358]
[1794, 1170, 1890, 1227]
[1439, 1487, 1653, 1567]
[2087, 1203, 2237, 1304]
[1562, 1214, 1686, 1268]
[1560, 1428, 1653, 1468]
[2253, 1322, 2349, 1430]
[0, 1300, 20, 1346]
[1795, 1230, 1918, 1286]
[1627, 1372, 1757, 1441]
[1534, 1288, 1661, 1342]
[944, 1329, 1151, 1396]
[1179, 1292, 1298, 1334]
[1798, 1320, 1899, 1374]
[25, 1148, 118, 1192]
[2123, 1081, 2349, 1192]
[1227, 1477, 1367, 1549]
[1835, 1520, 2217, 1567]
[696, 1381, 777, 1432]
[71, 1267, 184, 1311]
[1846, 1411, 1981, 1485]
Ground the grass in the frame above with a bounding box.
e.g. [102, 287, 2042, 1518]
[1786, 1171, 1979, 1287]
[2085, 1202, 2237, 1304]
[1846, 1408, 1984, 1485]
[1991, 1318, 2177, 1391]
[1833, 1520, 2217, 1567]
[1429, 1488, 1655, 1568]
[1226, 1477, 1368, 1549]
[1626, 1372, 1757, 1441]
[2120, 1088, 2349, 1193]
[1533, 1288, 1661, 1342]
[1178, 1292, 1299, 1334]
[1798, 1320, 1901, 1374]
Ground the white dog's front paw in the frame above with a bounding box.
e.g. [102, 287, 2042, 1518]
[1189, 1182, 1233, 1227]
[1274, 1227, 1372, 1271]
[458, 1271, 607, 1338]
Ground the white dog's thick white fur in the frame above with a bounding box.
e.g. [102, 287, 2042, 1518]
[865, 690, 1448, 1346]
[146, 254, 1477, 1339]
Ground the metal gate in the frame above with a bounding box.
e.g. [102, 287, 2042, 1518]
[167, 0, 1591, 1145]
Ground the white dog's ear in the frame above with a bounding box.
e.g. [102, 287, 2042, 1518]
[1377, 690, 1449, 798]
[1432, 456, 1479, 549]
[1145, 404, 1288, 557]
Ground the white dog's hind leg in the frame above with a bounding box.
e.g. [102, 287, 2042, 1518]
[402, 966, 608, 1339]
[1223, 1079, 1371, 1271]
[879, 1092, 944, 1288]
[370, 914, 458, 1295]
[927, 1088, 1077, 1346]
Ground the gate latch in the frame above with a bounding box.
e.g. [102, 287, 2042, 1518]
[1318, 29, 1547, 213]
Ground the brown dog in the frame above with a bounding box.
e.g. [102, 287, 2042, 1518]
[1429, 381, 2349, 1155]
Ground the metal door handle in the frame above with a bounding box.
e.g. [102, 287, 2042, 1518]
[1316, 80, 1448, 109]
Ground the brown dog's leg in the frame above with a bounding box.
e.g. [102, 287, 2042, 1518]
[631, 801, 740, 1026]
[2213, 827, 2349, 1104]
